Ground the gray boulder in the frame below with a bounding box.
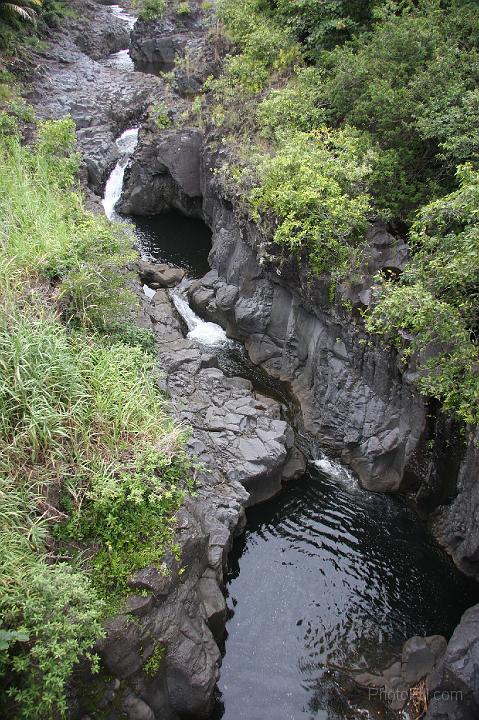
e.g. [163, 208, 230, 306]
[138, 261, 186, 288]
[426, 604, 479, 720]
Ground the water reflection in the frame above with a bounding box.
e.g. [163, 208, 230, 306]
[134, 211, 212, 277]
[214, 467, 478, 720]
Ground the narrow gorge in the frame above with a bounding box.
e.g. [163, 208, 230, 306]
[1, 0, 478, 719]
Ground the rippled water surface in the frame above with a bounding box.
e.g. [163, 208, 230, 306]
[214, 466, 478, 720]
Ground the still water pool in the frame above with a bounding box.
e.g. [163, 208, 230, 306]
[213, 466, 478, 720]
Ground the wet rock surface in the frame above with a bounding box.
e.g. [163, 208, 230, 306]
[119, 127, 203, 216]
[434, 429, 479, 580]
[130, 2, 224, 95]
[28, 0, 165, 191]
[426, 605, 479, 720]
[354, 635, 447, 711]
[138, 260, 185, 288]
[123, 129, 427, 493]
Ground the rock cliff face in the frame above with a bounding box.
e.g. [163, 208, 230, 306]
[121, 128, 473, 496]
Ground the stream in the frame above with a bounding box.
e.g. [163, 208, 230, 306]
[101, 8, 479, 719]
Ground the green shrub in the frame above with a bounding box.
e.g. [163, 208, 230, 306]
[150, 102, 172, 129]
[133, 0, 165, 21]
[143, 642, 166, 677]
[0, 546, 105, 720]
[258, 67, 326, 140]
[366, 164, 479, 423]
[317, 0, 479, 218]
[250, 127, 376, 274]
[217, 0, 300, 92]
[270, 0, 378, 59]
[176, 1, 190, 15]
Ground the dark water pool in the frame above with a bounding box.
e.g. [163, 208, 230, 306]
[213, 466, 478, 720]
[134, 211, 212, 277]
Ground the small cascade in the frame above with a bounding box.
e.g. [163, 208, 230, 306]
[102, 127, 139, 220]
[110, 4, 137, 29]
[102, 48, 134, 71]
[170, 281, 229, 346]
[312, 452, 361, 492]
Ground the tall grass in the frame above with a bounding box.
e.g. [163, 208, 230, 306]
[0, 111, 191, 718]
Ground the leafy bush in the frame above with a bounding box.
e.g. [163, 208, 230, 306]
[0, 544, 105, 720]
[317, 0, 479, 218]
[133, 0, 165, 21]
[0, 0, 42, 27]
[258, 67, 326, 140]
[250, 128, 376, 273]
[217, 0, 300, 92]
[176, 1, 190, 15]
[150, 102, 172, 129]
[366, 164, 479, 423]
[269, 0, 378, 59]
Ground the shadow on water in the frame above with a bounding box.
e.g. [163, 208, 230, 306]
[134, 211, 212, 277]
[212, 467, 479, 720]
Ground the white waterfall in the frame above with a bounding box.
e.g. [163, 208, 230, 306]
[110, 4, 137, 29]
[102, 48, 134, 71]
[102, 127, 139, 220]
[313, 453, 360, 491]
[170, 281, 229, 346]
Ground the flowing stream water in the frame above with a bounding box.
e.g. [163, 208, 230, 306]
[100, 14, 479, 719]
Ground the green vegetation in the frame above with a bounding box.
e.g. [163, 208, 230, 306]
[0, 0, 71, 49]
[250, 127, 375, 274]
[143, 642, 166, 677]
[176, 1, 191, 16]
[0, 0, 42, 25]
[133, 0, 165, 21]
[151, 102, 172, 129]
[0, 111, 191, 718]
[198, 0, 478, 423]
[366, 164, 479, 423]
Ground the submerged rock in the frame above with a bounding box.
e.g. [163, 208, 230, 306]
[353, 635, 447, 711]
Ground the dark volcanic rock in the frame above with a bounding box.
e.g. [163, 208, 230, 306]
[122, 127, 430, 494]
[129, 3, 223, 95]
[123, 123, 479, 579]
[354, 635, 447, 711]
[119, 128, 203, 216]
[426, 603, 479, 720]
[72, 0, 130, 59]
[29, 0, 166, 192]
[138, 260, 186, 287]
[434, 429, 479, 579]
